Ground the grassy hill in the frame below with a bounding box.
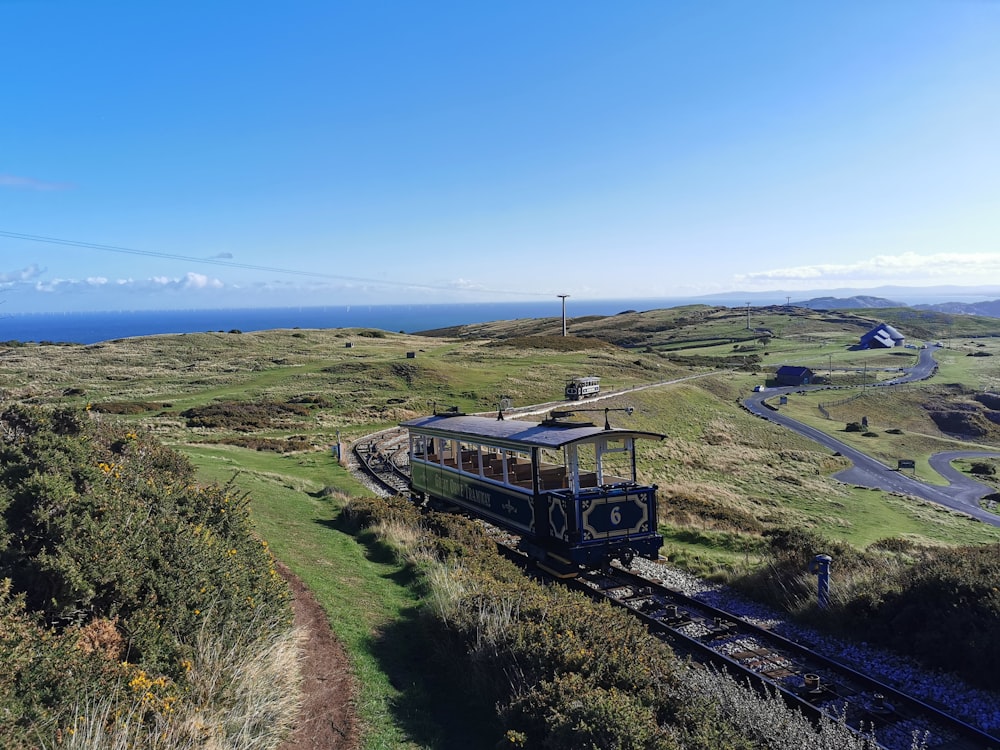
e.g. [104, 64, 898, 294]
[5, 307, 999, 569]
[5, 305, 1000, 743]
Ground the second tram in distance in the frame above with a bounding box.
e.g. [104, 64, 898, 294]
[401, 410, 663, 575]
[565, 376, 600, 400]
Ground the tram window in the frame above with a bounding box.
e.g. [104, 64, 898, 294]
[440, 440, 458, 466]
[574, 443, 598, 473]
[504, 449, 529, 465]
[505, 449, 532, 484]
[539, 448, 560, 464]
[411, 436, 426, 458]
[598, 438, 633, 482]
[459, 442, 480, 473]
[601, 438, 628, 454]
[481, 447, 502, 477]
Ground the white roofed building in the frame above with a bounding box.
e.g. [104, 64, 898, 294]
[860, 323, 905, 349]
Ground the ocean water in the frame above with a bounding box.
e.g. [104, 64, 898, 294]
[1, 298, 729, 345]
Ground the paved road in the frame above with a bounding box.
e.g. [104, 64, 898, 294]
[928, 451, 1000, 506]
[743, 345, 1000, 528]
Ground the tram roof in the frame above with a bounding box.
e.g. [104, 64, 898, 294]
[400, 414, 664, 449]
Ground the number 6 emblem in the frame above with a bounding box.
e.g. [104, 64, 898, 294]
[610, 506, 622, 525]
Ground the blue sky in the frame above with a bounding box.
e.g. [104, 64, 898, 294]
[3, 1, 1000, 313]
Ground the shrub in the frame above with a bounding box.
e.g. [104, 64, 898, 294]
[863, 545, 1000, 688]
[355, 497, 872, 749]
[180, 400, 312, 430]
[734, 524, 1000, 689]
[0, 405, 294, 746]
[90, 401, 167, 415]
[504, 672, 675, 750]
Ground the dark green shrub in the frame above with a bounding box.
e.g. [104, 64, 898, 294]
[503, 672, 676, 750]
[90, 401, 167, 414]
[0, 405, 292, 742]
[867, 546, 1000, 688]
[0, 581, 124, 747]
[180, 400, 312, 430]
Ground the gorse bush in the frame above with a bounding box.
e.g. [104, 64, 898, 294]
[0, 405, 295, 748]
[853, 545, 1000, 689]
[347, 496, 881, 750]
[732, 526, 1000, 690]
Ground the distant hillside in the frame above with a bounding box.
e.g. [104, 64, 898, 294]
[915, 299, 1000, 319]
[796, 295, 906, 309]
[794, 295, 1000, 320]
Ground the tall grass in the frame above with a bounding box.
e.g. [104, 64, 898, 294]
[679, 667, 923, 750]
[46, 624, 303, 750]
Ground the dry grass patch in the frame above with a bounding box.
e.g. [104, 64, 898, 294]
[49, 625, 303, 750]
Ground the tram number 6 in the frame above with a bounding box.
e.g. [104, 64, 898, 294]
[610, 506, 622, 526]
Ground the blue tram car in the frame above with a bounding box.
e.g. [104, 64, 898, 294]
[401, 412, 663, 574]
[565, 376, 600, 400]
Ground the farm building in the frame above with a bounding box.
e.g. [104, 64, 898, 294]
[860, 323, 904, 349]
[775, 365, 815, 386]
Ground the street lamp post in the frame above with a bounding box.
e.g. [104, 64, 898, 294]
[558, 295, 569, 336]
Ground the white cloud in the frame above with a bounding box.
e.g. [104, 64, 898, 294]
[737, 252, 1000, 286]
[0, 263, 45, 284]
[33, 272, 224, 294]
[183, 272, 223, 289]
[447, 278, 487, 291]
[0, 174, 73, 191]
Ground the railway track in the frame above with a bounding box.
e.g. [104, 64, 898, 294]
[352, 428, 410, 494]
[352, 428, 999, 750]
[568, 566, 998, 750]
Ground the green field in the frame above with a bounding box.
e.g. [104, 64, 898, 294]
[5, 305, 1000, 746]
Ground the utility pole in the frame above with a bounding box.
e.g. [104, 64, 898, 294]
[558, 294, 569, 336]
[746, 301, 751, 330]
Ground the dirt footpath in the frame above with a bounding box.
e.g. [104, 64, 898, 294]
[277, 562, 361, 750]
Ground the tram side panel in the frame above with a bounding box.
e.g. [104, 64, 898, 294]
[410, 460, 537, 536]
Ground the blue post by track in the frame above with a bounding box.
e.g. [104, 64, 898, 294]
[808, 554, 832, 609]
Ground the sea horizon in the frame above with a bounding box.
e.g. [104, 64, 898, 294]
[2, 298, 726, 345]
[6, 286, 995, 346]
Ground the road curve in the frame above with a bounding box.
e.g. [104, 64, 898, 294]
[928, 451, 1000, 505]
[742, 345, 1000, 528]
